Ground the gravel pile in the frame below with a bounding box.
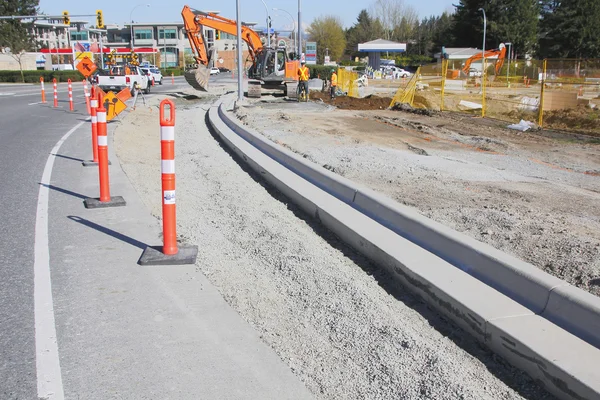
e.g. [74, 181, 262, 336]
[115, 97, 553, 400]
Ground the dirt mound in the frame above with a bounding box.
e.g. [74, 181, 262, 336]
[542, 106, 600, 136]
[310, 92, 392, 110]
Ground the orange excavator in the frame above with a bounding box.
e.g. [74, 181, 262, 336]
[181, 5, 299, 96]
[462, 43, 507, 77]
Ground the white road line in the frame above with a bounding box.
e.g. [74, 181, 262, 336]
[29, 101, 43, 106]
[35, 120, 84, 400]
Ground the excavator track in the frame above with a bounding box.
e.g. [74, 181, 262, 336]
[184, 66, 211, 91]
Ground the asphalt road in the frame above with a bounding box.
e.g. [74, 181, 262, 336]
[0, 73, 296, 399]
[0, 77, 192, 399]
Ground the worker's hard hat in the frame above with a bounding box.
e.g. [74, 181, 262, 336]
[301, 61, 305, 64]
[331, 69, 335, 72]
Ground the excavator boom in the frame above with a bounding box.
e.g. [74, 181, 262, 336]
[181, 5, 264, 91]
[462, 43, 507, 76]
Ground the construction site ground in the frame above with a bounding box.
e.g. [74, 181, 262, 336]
[114, 90, 556, 400]
[237, 92, 600, 297]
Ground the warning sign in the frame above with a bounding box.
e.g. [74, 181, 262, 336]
[116, 87, 132, 103]
[76, 56, 97, 78]
[103, 91, 127, 121]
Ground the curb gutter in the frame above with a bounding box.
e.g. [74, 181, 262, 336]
[208, 96, 600, 400]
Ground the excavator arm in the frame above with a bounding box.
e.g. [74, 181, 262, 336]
[181, 5, 264, 90]
[462, 43, 507, 76]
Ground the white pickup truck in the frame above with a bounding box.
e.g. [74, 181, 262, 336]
[96, 65, 151, 95]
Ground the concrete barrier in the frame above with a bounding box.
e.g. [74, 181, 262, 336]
[217, 98, 600, 350]
[209, 98, 600, 400]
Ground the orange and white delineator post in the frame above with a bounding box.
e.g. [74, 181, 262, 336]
[89, 86, 99, 163]
[68, 79, 74, 111]
[83, 80, 91, 115]
[40, 77, 46, 103]
[96, 93, 111, 202]
[160, 99, 178, 255]
[171, 73, 174, 85]
[53, 78, 58, 108]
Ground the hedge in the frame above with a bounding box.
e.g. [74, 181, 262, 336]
[160, 68, 184, 76]
[0, 70, 85, 83]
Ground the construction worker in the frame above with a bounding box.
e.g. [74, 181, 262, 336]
[297, 61, 310, 100]
[330, 69, 337, 99]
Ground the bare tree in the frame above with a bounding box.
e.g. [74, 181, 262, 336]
[369, 0, 418, 42]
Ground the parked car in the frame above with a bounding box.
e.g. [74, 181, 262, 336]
[210, 67, 220, 75]
[141, 67, 163, 85]
[218, 67, 231, 73]
[468, 68, 482, 77]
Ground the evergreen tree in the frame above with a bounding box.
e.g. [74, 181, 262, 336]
[345, 10, 383, 58]
[539, 0, 600, 58]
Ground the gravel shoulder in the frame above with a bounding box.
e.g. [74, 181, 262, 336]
[113, 93, 553, 400]
[235, 99, 600, 296]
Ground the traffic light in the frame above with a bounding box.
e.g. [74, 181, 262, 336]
[62, 11, 70, 26]
[96, 10, 104, 29]
[215, 30, 220, 40]
[268, 16, 272, 29]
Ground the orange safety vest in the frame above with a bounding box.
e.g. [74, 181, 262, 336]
[298, 66, 309, 81]
[331, 72, 337, 87]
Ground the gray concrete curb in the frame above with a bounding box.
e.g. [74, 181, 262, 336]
[208, 97, 600, 400]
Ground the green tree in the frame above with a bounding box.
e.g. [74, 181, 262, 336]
[306, 15, 346, 64]
[0, 0, 39, 81]
[451, 0, 502, 50]
[345, 10, 384, 58]
[495, 0, 539, 57]
[539, 0, 600, 58]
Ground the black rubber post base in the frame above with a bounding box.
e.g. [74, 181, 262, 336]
[138, 245, 198, 266]
[82, 160, 111, 167]
[83, 196, 126, 209]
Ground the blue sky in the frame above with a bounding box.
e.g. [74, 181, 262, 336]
[38, 0, 455, 30]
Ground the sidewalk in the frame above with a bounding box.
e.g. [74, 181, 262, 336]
[46, 114, 313, 399]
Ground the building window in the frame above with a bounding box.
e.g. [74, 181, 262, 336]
[135, 29, 153, 40]
[70, 31, 89, 41]
[158, 28, 177, 39]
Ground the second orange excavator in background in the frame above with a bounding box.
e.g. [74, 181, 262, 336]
[462, 43, 507, 77]
[181, 5, 300, 97]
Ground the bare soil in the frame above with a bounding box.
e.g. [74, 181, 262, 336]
[236, 97, 600, 296]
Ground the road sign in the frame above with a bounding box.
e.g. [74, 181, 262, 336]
[103, 91, 127, 121]
[76, 56, 97, 77]
[116, 87, 131, 103]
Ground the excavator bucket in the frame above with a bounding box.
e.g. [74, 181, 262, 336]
[184, 66, 211, 91]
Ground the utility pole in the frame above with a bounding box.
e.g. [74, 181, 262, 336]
[297, 0, 302, 61]
[236, 0, 243, 101]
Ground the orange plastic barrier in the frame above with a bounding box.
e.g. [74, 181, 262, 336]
[160, 99, 178, 255]
[83, 80, 91, 115]
[53, 78, 58, 108]
[96, 93, 110, 202]
[40, 77, 46, 103]
[67, 79, 74, 111]
[89, 87, 99, 163]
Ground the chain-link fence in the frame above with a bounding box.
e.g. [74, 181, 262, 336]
[389, 59, 600, 136]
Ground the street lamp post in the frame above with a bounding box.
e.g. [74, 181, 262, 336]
[298, 0, 302, 61]
[478, 7, 487, 117]
[505, 42, 512, 86]
[236, 0, 243, 101]
[273, 8, 295, 54]
[478, 7, 486, 75]
[260, 0, 270, 48]
[129, 4, 150, 51]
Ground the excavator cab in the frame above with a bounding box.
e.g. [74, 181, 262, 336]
[249, 47, 289, 88]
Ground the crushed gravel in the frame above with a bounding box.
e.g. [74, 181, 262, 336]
[235, 101, 600, 296]
[114, 95, 554, 400]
